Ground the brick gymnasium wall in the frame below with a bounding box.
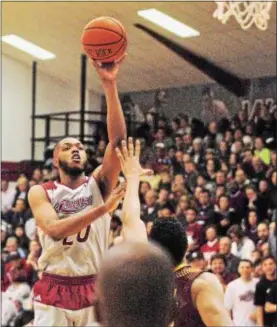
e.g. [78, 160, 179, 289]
[1, 161, 44, 181]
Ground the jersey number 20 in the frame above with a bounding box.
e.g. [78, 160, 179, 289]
[63, 225, 91, 245]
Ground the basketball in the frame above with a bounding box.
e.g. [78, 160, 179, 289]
[81, 16, 127, 63]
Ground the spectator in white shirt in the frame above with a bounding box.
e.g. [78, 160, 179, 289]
[1, 180, 15, 213]
[224, 259, 259, 326]
[228, 225, 256, 260]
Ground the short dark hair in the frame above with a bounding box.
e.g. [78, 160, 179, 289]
[239, 259, 254, 267]
[227, 224, 244, 239]
[150, 219, 187, 266]
[200, 189, 210, 196]
[261, 255, 276, 264]
[210, 254, 227, 266]
[205, 224, 218, 234]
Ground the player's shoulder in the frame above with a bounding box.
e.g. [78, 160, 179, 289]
[192, 271, 222, 292]
[41, 180, 57, 191]
[28, 182, 55, 201]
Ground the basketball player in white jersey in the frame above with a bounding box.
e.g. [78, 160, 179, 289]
[28, 57, 127, 327]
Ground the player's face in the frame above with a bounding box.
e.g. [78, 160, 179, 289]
[56, 139, 87, 176]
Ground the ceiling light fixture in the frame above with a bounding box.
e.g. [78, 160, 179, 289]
[137, 9, 200, 38]
[2, 34, 56, 60]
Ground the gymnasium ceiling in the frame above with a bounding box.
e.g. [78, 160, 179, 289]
[2, 1, 277, 94]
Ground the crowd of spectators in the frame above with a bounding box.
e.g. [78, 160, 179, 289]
[1, 87, 277, 326]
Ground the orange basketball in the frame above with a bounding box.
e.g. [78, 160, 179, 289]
[81, 16, 127, 63]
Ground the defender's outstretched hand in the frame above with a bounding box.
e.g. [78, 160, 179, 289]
[115, 138, 153, 179]
[92, 54, 127, 82]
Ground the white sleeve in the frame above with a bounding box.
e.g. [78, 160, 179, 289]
[224, 283, 234, 311]
[242, 239, 256, 260]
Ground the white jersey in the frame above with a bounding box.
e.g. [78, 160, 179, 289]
[37, 176, 111, 276]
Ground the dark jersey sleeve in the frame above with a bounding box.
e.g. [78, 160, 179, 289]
[254, 281, 266, 306]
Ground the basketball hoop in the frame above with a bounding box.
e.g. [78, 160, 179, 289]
[213, 1, 274, 31]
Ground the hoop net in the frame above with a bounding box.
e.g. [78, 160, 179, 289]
[213, 1, 274, 30]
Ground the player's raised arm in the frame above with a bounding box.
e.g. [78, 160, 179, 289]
[115, 138, 153, 242]
[192, 272, 233, 327]
[28, 183, 125, 241]
[92, 56, 127, 199]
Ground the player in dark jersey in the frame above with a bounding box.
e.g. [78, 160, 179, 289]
[150, 218, 233, 327]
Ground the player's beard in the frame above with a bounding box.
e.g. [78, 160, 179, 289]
[59, 159, 86, 178]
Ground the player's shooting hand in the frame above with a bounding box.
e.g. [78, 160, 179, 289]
[92, 53, 127, 82]
[105, 182, 126, 212]
[115, 138, 153, 180]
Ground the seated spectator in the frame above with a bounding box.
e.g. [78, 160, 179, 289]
[3, 236, 26, 258]
[245, 185, 268, 222]
[156, 188, 172, 211]
[3, 199, 29, 231]
[249, 157, 266, 185]
[251, 249, 263, 264]
[191, 137, 204, 165]
[196, 189, 215, 227]
[139, 181, 151, 205]
[185, 208, 204, 252]
[235, 168, 250, 189]
[141, 190, 158, 223]
[244, 210, 259, 244]
[210, 254, 237, 292]
[108, 215, 122, 248]
[12, 177, 29, 208]
[14, 226, 29, 254]
[253, 259, 264, 279]
[254, 137, 271, 166]
[158, 205, 175, 219]
[214, 195, 236, 236]
[228, 225, 255, 260]
[219, 236, 240, 274]
[185, 250, 207, 271]
[228, 181, 248, 224]
[224, 260, 259, 327]
[256, 222, 270, 251]
[158, 171, 172, 191]
[200, 225, 219, 265]
[254, 256, 277, 327]
[31, 168, 42, 184]
[217, 140, 230, 163]
[175, 195, 195, 227]
[2, 251, 33, 292]
[1, 180, 16, 214]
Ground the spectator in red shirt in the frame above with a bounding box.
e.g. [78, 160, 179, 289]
[201, 225, 220, 265]
[185, 208, 204, 252]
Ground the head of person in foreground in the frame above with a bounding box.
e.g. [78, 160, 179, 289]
[95, 241, 175, 327]
[149, 218, 188, 267]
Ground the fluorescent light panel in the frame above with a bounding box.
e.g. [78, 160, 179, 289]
[2, 35, 56, 60]
[137, 9, 200, 38]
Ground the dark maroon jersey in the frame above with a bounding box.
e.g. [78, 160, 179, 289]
[174, 265, 206, 327]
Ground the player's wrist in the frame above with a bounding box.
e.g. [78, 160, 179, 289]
[102, 79, 117, 88]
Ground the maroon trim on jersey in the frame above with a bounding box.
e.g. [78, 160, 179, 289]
[33, 272, 96, 311]
[56, 176, 89, 190]
[41, 181, 56, 202]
